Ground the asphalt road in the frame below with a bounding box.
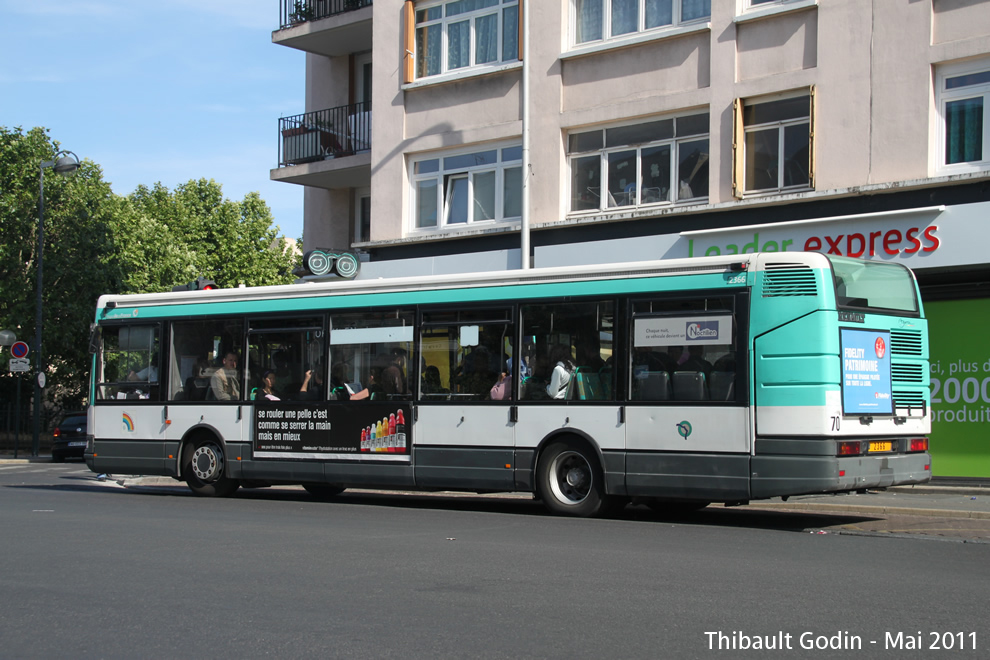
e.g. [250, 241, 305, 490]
[0, 462, 987, 659]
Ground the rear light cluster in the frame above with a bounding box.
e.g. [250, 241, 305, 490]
[52, 427, 61, 438]
[837, 441, 863, 456]
[836, 437, 929, 457]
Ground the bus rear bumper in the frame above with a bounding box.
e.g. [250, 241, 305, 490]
[750, 452, 931, 500]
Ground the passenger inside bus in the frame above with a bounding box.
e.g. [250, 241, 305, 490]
[209, 352, 240, 400]
[258, 370, 280, 401]
[298, 367, 324, 401]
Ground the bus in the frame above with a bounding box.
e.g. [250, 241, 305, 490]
[85, 252, 931, 517]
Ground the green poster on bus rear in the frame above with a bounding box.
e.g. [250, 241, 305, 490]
[926, 299, 990, 478]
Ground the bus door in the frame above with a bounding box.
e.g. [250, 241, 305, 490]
[416, 309, 516, 490]
[92, 323, 169, 474]
[164, 318, 248, 470]
[515, 300, 625, 483]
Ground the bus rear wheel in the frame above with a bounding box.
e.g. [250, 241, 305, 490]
[536, 439, 611, 517]
[183, 438, 239, 497]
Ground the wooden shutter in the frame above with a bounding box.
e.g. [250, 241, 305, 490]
[403, 0, 415, 84]
[732, 98, 745, 198]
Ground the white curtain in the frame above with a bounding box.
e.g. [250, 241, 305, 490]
[611, 0, 638, 37]
[575, 0, 603, 43]
[475, 13, 499, 64]
[645, 0, 672, 29]
[448, 20, 471, 70]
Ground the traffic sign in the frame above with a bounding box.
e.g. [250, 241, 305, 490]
[9, 357, 30, 372]
[10, 341, 29, 358]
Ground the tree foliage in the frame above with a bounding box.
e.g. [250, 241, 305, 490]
[0, 126, 300, 415]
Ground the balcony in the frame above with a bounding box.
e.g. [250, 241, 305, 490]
[275, 0, 373, 57]
[272, 102, 371, 190]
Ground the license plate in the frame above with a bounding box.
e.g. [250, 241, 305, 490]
[868, 441, 893, 453]
[68, 441, 87, 447]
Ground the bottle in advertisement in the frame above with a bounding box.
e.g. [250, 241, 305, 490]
[388, 413, 396, 453]
[376, 419, 384, 452]
[360, 427, 367, 452]
[369, 423, 376, 452]
[395, 409, 406, 453]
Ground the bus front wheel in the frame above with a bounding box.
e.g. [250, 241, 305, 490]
[536, 439, 610, 517]
[183, 438, 239, 497]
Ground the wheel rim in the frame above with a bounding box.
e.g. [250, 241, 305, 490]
[548, 450, 592, 505]
[191, 443, 223, 482]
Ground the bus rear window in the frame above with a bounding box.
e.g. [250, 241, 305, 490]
[828, 256, 919, 315]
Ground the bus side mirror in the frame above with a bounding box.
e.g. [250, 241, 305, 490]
[88, 323, 101, 355]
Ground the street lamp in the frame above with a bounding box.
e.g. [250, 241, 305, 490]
[33, 150, 81, 456]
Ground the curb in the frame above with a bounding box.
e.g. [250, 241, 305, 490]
[747, 501, 990, 520]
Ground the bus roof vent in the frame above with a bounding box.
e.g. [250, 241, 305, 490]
[762, 262, 818, 297]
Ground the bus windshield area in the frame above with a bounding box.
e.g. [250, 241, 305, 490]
[828, 255, 920, 315]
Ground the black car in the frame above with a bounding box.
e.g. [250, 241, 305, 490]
[51, 412, 88, 462]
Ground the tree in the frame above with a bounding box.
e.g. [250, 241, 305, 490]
[0, 127, 122, 412]
[125, 179, 298, 292]
[0, 126, 301, 420]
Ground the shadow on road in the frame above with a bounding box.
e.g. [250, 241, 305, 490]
[5, 479, 881, 534]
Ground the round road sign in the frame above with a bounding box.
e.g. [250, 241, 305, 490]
[10, 341, 29, 359]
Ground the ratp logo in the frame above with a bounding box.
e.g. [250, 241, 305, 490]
[686, 321, 719, 341]
[122, 413, 135, 433]
[676, 421, 693, 439]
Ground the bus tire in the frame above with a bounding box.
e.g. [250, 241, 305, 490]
[536, 438, 610, 517]
[182, 437, 239, 498]
[303, 483, 345, 499]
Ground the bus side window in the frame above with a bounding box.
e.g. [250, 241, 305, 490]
[420, 309, 513, 402]
[329, 310, 415, 401]
[520, 301, 613, 402]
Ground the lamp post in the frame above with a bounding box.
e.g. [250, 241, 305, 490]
[33, 150, 80, 456]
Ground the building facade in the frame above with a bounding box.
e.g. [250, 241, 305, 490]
[272, 0, 990, 478]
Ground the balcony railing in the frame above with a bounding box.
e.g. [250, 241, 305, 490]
[279, 0, 372, 29]
[279, 101, 372, 167]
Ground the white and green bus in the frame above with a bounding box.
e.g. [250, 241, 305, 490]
[85, 252, 931, 517]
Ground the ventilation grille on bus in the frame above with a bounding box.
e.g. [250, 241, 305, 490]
[890, 330, 924, 356]
[893, 391, 926, 409]
[762, 263, 818, 297]
[892, 363, 926, 384]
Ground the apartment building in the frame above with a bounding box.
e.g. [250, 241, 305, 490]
[272, 0, 990, 478]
